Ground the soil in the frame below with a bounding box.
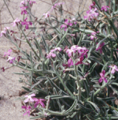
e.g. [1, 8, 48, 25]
[0, 0, 92, 120]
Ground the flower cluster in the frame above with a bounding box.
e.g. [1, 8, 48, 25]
[20, 0, 36, 15]
[84, 2, 99, 21]
[22, 93, 45, 116]
[60, 18, 77, 31]
[63, 45, 88, 67]
[46, 47, 62, 59]
[101, 6, 109, 11]
[21, 18, 32, 29]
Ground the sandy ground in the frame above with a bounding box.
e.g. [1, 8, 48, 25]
[0, 0, 92, 120]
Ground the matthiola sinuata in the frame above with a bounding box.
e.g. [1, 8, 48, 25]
[46, 47, 62, 59]
[99, 70, 107, 83]
[84, 2, 99, 21]
[0, 27, 9, 37]
[109, 65, 118, 74]
[22, 93, 45, 116]
[63, 45, 88, 67]
[96, 42, 105, 54]
[60, 18, 77, 31]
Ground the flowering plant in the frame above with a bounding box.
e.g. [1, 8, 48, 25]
[1, 0, 118, 119]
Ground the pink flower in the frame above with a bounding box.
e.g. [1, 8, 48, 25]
[66, 45, 88, 57]
[54, 47, 62, 51]
[96, 42, 105, 54]
[90, 32, 97, 40]
[20, 6, 28, 15]
[84, 8, 99, 21]
[22, 105, 31, 116]
[109, 65, 118, 74]
[12, 18, 21, 27]
[63, 45, 88, 68]
[75, 56, 84, 65]
[33, 98, 45, 108]
[0, 27, 9, 37]
[20, 0, 35, 14]
[66, 49, 74, 57]
[60, 24, 68, 31]
[89, 2, 96, 9]
[24, 93, 35, 103]
[7, 56, 15, 64]
[43, 12, 50, 18]
[99, 70, 107, 83]
[60, 19, 76, 31]
[67, 58, 74, 67]
[4, 49, 12, 57]
[46, 52, 56, 59]
[101, 6, 109, 11]
[71, 45, 79, 52]
[46, 47, 62, 59]
[21, 18, 32, 29]
[70, 18, 77, 25]
[63, 56, 83, 68]
[29, 0, 36, 7]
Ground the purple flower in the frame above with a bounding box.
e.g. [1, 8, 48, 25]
[46, 52, 56, 59]
[60, 24, 68, 31]
[0, 27, 9, 37]
[63, 45, 88, 68]
[89, 2, 96, 9]
[29, 0, 36, 7]
[24, 93, 35, 103]
[46, 47, 62, 59]
[96, 42, 105, 54]
[60, 18, 77, 31]
[109, 65, 118, 74]
[20, 6, 28, 15]
[33, 98, 45, 108]
[63, 56, 83, 68]
[90, 32, 97, 40]
[12, 18, 21, 27]
[84, 8, 99, 21]
[4, 49, 12, 57]
[75, 56, 84, 65]
[66, 45, 88, 57]
[67, 58, 74, 67]
[101, 6, 109, 11]
[99, 70, 107, 83]
[66, 49, 74, 57]
[20, 0, 35, 14]
[22, 105, 31, 116]
[54, 47, 62, 51]
[21, 18, 32, 29]
[43, 12, 50, 18]
[7, 56, 15, 64]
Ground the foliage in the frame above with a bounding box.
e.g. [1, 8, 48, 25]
[1, 0, 118, 120]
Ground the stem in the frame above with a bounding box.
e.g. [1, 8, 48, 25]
[3, 0, 14, 20]
[87, 75, 113, 101]
[74, 64, 81, 100]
